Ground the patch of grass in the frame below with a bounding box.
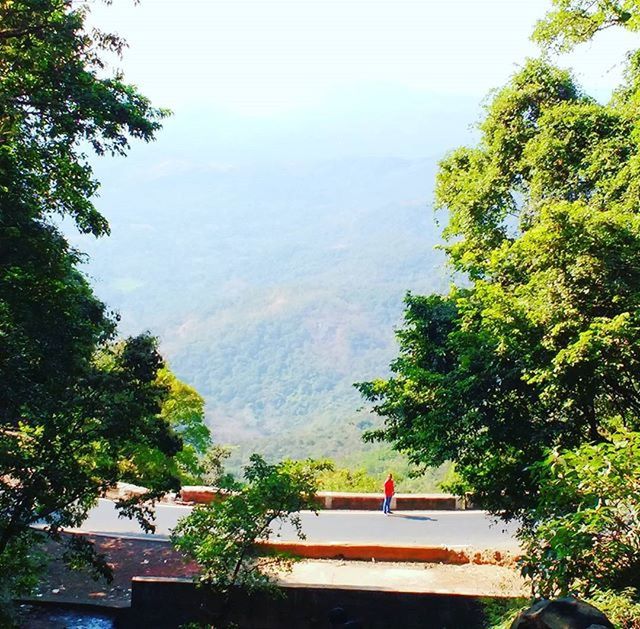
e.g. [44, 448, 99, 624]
[588, 589, 640, 629]
[481, 597, 529, 629]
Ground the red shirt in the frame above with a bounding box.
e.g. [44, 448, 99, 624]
[384, 478, 394, 497]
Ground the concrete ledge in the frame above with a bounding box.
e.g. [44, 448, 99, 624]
[395, 494, 457, 510]
[258, 540, 472, 564]
[179, 487, 462, 510]
[124, 576, 497, 628]
[257, 541, 517, 565]
[178, 486, 222, 504]
[304, 492, 460, 511]
[103, 482, 148, 502]
[17, 598, 126, 613]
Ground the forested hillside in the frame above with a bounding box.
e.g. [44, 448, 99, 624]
[71, 139, 450, 476]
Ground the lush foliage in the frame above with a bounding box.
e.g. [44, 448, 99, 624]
[0, 331, 183, 567]
[316, 463, 381, 493]
[0, 0, 176, 605]
[172, 455, 328, 606]
[481, 597, 528, 629]
[358, 0, 640, 607]
[358, 52, 640, 516]
[201, 444, 236, 488]
[158, 367, 211, 483]
[0, 531, 47, 626]
[519, 430, 640, 597]
[0, 0, 166, 237]
[533, 0, 640, 51]
[314, 458, 453, 493]
[588, 589, 640, 629]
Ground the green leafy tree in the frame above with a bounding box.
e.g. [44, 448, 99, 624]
[520, 429, 640, 597]
[587, 588, 640, 628]
[358, 0, 640, 608]
[533, 0, 640, 52]
[0, 332, 182, 560]
[0, 0, 174, 609]
[172, 455, 329, 626]
[158, 367, 212, 483]
[358, 34, 640, 519]
[0, 0, 167, 237]
[317, 462, 388, 493]
[201, 444, 237, 489]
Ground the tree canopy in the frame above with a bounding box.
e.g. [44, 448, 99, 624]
[172, 455, 328, 626]
[533, 0, 640, 51]
[0, 0, 180, 605]
[358, 21, 640, 519]
[158, 367, 212, 483]
[0, 0, 167, 236]
[519, 429, 640, 597]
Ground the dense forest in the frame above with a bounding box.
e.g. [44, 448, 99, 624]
[72, 153, 450, 480]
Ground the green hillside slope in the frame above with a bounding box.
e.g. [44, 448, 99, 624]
[71, 155, 448, 479]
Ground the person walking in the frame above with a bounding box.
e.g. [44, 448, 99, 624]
[382, 473, 394, 514]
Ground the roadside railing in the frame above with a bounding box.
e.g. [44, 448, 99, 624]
[176, 487, 467, 510]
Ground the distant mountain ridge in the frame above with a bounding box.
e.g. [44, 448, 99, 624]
[71, 154, 449, 466]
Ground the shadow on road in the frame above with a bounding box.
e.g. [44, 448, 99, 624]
[393, 515, 438, 522]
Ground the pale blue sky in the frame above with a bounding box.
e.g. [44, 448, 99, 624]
[82, 0, 640, 187]
[90, 0, 636, 116]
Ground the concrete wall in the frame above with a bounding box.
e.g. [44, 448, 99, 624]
[122, 577, 492, 628]
[257, 541, 472, 564]
[179, 488, 462, 510]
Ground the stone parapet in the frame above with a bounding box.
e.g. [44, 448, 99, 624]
[257, 540, 472, 564]
[178, 487, 463, 510]
[103, 482, 148, 502]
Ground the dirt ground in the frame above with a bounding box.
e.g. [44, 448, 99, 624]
[277, 559, 528, 597]
[32, 536, 199, 607]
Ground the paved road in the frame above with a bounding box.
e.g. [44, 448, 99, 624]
[80, 499, 519, 550]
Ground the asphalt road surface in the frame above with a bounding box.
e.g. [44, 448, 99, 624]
[80, 499, 519, 550]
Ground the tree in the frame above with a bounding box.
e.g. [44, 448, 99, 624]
[519, 429, 640, 597]
[316, 461, 384, 493]
[201, 444, 236, 489]
[172, 455, 328, 626]
[157, 367, 212, 483]
[357, 0, 640, 606]
[533, 0, 640, 52]
[0, 331, 182, 543]
[357, 43, 640, 517]
[0, 0, 167, 237]
[0, 0, 175, 607]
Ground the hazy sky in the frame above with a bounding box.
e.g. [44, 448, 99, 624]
[89, 0, 637, 114]
[84, 0, 640, 175]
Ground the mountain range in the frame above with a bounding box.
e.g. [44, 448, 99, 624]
[68, 95, 472, 478]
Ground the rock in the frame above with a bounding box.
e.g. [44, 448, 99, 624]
[510, 596, 614, 629]
[179, 486, 235, 504]
[103, 481, 148, 501]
